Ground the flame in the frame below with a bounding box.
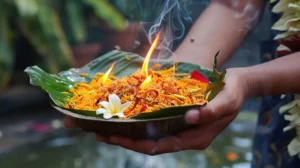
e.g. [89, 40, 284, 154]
[142, 32, 161, 77]
[102, 63, 115, 83]
[141, 75, 152, 88]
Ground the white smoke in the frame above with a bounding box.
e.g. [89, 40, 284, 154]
[139, 0, 193, 59]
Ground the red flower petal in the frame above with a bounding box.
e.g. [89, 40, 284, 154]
[191, 70, 210, 83]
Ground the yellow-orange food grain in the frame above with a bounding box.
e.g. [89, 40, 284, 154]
[65, 67, 209, 118]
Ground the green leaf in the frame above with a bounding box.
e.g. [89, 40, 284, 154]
[25, 50, 226, 119]
[14, 0, 38, 18]
[25, 66, 74, 106]
[111, 0, 144, 21]
[211, 50, 226, 82]
[18, 1, 74, 73]
[50, 100, 202, 120]
[0, 6, 14, 87]
[66, 0, 86, 42]
[204, 81, 225, 101]
[131, 104, 204, 119]
[83, 0, 126, 31]
[203, 50, 227, 101]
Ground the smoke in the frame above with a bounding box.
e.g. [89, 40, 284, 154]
[233, 1, 261, 32]
[138, 0, 193, 59]
[137, 0, 263, 59]
[225, 0, 264, 32]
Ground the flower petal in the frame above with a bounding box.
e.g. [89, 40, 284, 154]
[288, 138, 300, 156]
[103, 113, 113, 119]
[96, 108, 108, 115]
[283, 125, 294, 132]
[109, 94, 121, 111]
[120, 102, 132, 113]
[284, 114, 298, 121]
[290, 106, 300, 115]
[279, 101, 298, 114]
[99, 101, 110, 110]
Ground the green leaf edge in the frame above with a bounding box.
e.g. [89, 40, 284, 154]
[50, 100, 205, 120]
[204, 50, 227, 101]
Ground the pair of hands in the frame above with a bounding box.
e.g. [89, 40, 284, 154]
[64, 68, 249, 155]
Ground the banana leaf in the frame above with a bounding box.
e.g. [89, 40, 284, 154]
[17, 0, 74, 73]
[66, 0, 86, 42]
[0, 4, 14, 87]
[83, 0, 126, 31]
[25, 50, 226, 120]
[13, 0, 38, 18]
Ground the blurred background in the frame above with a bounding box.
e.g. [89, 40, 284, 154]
[0, 0, 273, 167]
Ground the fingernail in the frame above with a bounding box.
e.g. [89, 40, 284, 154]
[185, 109, 200, 124]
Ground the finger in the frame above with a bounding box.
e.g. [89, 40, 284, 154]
[109, 136, 187, 155]
[193, 114, 235, 150]
[179, 114, 235, 150]
[185, 89, 231, 125]
[96, 134, 111, 143]
[109, 136, 158, 155]
[149, 136, 186, 154]
[104, 114, 235, 154]
[64, 116, 77, 128]
[176, 123, 213, 149]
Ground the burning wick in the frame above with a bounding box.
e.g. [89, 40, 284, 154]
[102, 62, 115, 83]
[142, 32, 161, 77]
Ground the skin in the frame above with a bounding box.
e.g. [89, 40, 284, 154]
[172, 0, 265, 68]
[65, 51, 300, 155]
[65, 0, 300, 155]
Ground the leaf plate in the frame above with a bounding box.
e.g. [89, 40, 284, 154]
[25, 50, 226, 121]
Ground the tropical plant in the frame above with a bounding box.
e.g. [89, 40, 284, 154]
[0, 0, 127, 88]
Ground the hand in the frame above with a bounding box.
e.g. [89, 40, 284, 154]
[90, 68, 250, 155]
[64, 116, 77, 129]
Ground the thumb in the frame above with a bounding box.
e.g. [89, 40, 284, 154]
[64, 116, 78, 128]
[185, 90, 230, 125]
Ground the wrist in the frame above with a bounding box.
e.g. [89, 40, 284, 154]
[172, 47, 219, 69]
[238, 66, 264, 98]
[226, 67, 252, 99]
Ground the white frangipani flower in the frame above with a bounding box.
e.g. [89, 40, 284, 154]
[96, 94, 132, 119]
[280, 94, 300, 159]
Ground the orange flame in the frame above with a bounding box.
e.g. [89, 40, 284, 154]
[102, 62, 115, 83]
[142, 32, 161, 77]
[141, 75, 152, 88]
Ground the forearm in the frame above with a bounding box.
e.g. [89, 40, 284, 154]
[244, 52, 300, 97]
[173, 0, 265, 68]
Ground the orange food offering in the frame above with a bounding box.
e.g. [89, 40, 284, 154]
[64, 32, 209, 118]
[65, 66, 209, 118]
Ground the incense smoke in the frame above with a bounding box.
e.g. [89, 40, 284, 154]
[231, 0, 263, 32]
[138, 0, 263, 59]
[138, 0, 193, 59]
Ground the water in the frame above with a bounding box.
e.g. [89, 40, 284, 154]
[0, 109, 257, 168]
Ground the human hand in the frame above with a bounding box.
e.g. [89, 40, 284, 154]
[90, 68, 250, 155]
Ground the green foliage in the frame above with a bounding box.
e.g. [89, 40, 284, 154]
[0, 3, 14, 87]
[0, 0, 126, 87]
[84, 0, 126, 31]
